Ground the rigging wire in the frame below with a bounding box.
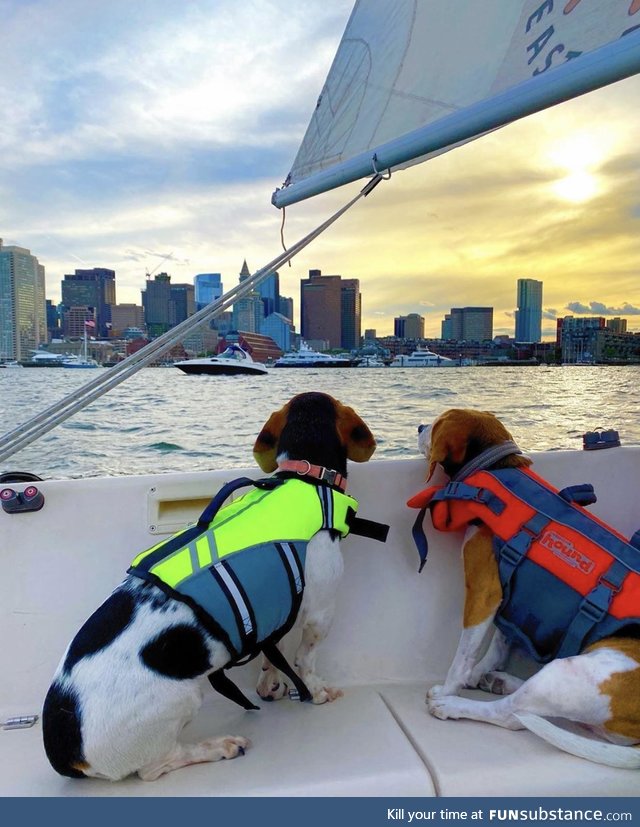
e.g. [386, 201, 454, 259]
[0, 174, 384, 465]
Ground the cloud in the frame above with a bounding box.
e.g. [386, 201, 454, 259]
[565, 301, 640, 316]
[542, 309, 558, 319]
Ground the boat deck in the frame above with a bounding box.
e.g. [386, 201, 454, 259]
[2, 451, 639, 796]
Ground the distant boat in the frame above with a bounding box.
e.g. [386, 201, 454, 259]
[274, 342, 355, 368]
[61, 355, 100, 369]
[357, 356, 387, 368]
[174, 344, 268, 376]
[390, 349, 459, 368]
[0, 360, 23, 369]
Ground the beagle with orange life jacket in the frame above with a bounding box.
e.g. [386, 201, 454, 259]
[411, 408, 640, 768]
[42, 392, 377, 782]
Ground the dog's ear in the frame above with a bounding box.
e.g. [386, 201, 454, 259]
[427, 417, 468, 480]
[253, 403, 289, 472]
[336, 403, 376, 462]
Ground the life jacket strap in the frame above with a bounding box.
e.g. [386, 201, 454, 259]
[197, 476, 284, 528]
[431, 481, 506, 515]
[556, 558, 629, 659]
[497, 512, 550, 597]
[451, 441, 523, 481]
[207, 669, 260, 711]
[346, 507, 389, 543]
[557, 483, 597, 506]
[412, 507, 429, 573]
[261, 641, 312, 703]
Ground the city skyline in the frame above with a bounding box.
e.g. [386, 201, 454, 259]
[2, 1, 639, 339]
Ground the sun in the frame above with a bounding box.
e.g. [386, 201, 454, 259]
[552, 169, 598, 203]
[547, 133, 604, 204]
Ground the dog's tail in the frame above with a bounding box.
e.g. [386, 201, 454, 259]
[515, 713, 640, 769]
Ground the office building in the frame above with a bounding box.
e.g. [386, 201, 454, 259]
[607, 317, 627, 334]
[515, 278, 543, 342]
[142, 272, 172, 336]
[111, 304, 145, 337]
[340, 278, 361, 350]
[0, 239, 47, 360]
[301, 269, 359, 350]
[194, 273, 223, 310]
[278, 295, 294, 323]
[259, 272, 280, 318]
[557, 316, 605, 362]
[443, 307, 493, 341]
[61, 268, 115, 338]
[394, 314, 425, 339]
[232, 260, 263, 333]
[261, 311, 293, 352]
[169, 283, 195, 325]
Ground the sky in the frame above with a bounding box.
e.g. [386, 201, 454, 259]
[1, 0, 639, 340]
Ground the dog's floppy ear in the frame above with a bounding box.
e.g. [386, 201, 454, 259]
[336, 403, 376, 462]
[427, 417, 468, 480]
[253, 403, 289, 472]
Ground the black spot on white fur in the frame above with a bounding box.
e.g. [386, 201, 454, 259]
[140, 624, 211, 679]
[63, 588, 136, 674]
[42, 683, 86, 778]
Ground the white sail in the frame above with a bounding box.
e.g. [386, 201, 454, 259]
[273, 0, 640, 207]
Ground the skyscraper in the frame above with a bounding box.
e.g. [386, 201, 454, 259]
[232, 260, 263, 333]
[194, 273, 223, 310]
[61, 268, 115, 337]
[394, 313, 425, 339]
[258, 271, 280, 318]
[515, 278, 543, 342]
[0, 239, 46, 360]
[142, 272, 172, 336]
[301, 269, 359, 350]
[340, 278, 361, 350]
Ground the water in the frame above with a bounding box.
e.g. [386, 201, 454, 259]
[1, 365, 639, 479]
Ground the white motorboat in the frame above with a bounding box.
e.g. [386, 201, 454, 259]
[174, 344, 268, 376]
[357, 356, 387, 368]
[274, 342, 354, 368]
[390, 349, 458, 368]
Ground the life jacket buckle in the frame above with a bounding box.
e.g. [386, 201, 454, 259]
[598, 573, 623, 595]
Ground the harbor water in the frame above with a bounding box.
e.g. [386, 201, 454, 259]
[1, 365, 639, 480]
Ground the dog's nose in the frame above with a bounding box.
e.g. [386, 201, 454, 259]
[418, 424, 426, 434]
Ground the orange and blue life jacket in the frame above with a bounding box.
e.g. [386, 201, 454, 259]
[408, 465, 640, 662]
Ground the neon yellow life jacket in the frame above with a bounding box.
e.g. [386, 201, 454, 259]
[129, 477, 357, 661]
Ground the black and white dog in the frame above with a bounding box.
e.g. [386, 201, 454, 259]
[42, 392, 376, 781]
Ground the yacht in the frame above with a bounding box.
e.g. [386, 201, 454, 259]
[61, 355, 100, 369]
[390, 349, 459, 368]
[357, 355, 387, 368]
[174, 344, 268, 376]
[274, 342, 355, 368]
[0, 360, 23, 368]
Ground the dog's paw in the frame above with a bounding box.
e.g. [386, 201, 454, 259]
[218, 735, 251, 760]
[256, 667, 289, 701]
[427, 696, 464, 721]
[477, 671, 524, 696]
[311, 686, 343, 704]
[426, 684, 445, 701]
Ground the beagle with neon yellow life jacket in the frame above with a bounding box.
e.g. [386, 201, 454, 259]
[42, 392, 385, 782]
[409, 408, 640, 769]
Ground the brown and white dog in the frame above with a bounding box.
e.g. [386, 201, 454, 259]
[42, 392, 376, 781]
[417, 408, 640, 768]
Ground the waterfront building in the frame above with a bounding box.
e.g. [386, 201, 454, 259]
[444, 307, 493, 341]
[261, 311, 293, 352]
[46, 299, 61, 339]
[64, 305, 95, 338]
[194, 273, 223, 310]
[557, 316, 605, 363]
[142, 272, 172, 336]
[364, 329, 377, 341]
[607, 317, 628, 334]
[61, 268, 115, 338]
[0, 239, 47, 361]
[515, 278, 543, 343]
[395, 314, 425, 339]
